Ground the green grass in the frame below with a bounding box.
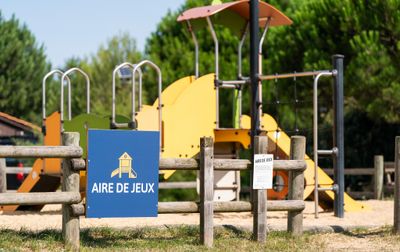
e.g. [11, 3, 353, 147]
[0, 226, 398, 251]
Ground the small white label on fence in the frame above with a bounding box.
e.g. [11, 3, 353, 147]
[253, 154, 274, 189]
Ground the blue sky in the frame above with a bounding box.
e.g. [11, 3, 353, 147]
[1, 0, 186, 67]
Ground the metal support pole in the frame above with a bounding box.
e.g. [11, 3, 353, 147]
[234, 22, 249, 129]
[332, 54, 345, 218]
[249, 0, 261, 241]
[186, 20, 199, 79]
[250, 0, 260, 143]
[207, 17, 219, 128]
[238, 22, 249, 79]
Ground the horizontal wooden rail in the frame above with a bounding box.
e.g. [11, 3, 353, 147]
[386, 168, 395, 173]
[158, 200, 304, 214]
[0, 146, 82, 158]
[5, 167, 32, 174]
[159, 181, 197, 189]
[274, 160, 307, 171]
[385, 162, 394, 168]
[0, 192, 81, 205]
[69, 200, 304, 217]
[159, 158, 198, 170]
[159, 158, 306, 171]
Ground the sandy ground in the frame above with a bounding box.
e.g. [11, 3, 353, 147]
[0, 200, 393, 232]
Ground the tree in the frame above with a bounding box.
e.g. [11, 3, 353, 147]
[145, 0, 249, 127]
[266, 0, 400, 124]
[63, 33, 142, 118]
[0, 12, 50, 124]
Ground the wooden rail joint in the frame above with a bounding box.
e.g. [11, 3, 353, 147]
[71, 158, 86, 171]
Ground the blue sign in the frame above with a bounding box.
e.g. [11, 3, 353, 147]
[86, 129, 159, 218]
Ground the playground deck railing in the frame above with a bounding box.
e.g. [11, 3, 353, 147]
[0, 133, 307, 250]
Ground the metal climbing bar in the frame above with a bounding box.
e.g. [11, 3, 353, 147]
[60, 68, 91, 122]
[132, 60, 163, 150]
[312, 70, 338, 219]
[206, 16, 220, 128]
[42, 69, 71, 134]
[111, 62, 143, 129]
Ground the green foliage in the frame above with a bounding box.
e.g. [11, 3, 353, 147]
[266, 0, 400, 124]
[145, 0, 247, 127]
[63, 33, 142, 118]
[0, 12, 50, 124]
[158, 171, 198, 201]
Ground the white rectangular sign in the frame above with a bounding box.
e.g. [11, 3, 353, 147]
[253, 154, 274, 189]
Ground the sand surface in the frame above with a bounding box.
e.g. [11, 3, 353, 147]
[0, 200, 393, 231]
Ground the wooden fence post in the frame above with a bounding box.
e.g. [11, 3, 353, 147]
[0, 158, 6, 193]
[394, 137, 400, 233]
[200, 137, 214, 247]
[252, 135, 268, 242]
[62, 132, 80, 251]
[374, 155, 384, 200]
[288, 136, 305, 235]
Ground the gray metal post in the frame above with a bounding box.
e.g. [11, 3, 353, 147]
[250, 0, 260, 141]
[332, 55, 344, 218]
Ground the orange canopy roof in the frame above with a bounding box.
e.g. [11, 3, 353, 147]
[177, 0, 292, 27]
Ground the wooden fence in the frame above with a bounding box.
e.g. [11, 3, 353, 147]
[323, 156, 394, 199]
[0, 133, 307, 250]
[394, 137, 400, 233]
[0, 132, 83, 251]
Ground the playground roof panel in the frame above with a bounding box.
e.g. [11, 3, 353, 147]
[177, 0, 292, 27]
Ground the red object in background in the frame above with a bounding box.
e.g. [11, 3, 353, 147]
[16, 162, 24, 182]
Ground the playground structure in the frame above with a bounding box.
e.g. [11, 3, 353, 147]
[2, 0, 366, 217]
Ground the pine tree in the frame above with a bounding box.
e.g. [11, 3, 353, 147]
[0, 13, 50, 124]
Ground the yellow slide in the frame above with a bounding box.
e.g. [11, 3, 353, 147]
[242, 114, 367, 211]
[136, 73, 366, 212]
[137, 74, 216, 179]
